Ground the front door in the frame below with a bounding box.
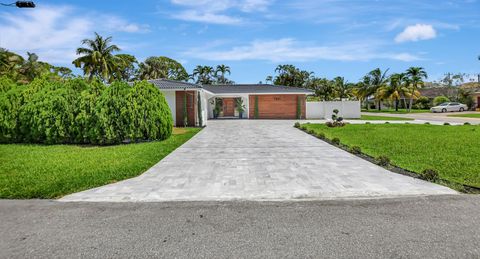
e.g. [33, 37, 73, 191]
[222, 98, 235, 116]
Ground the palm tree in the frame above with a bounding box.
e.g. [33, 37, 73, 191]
[405, 67, 427, 112]
[191, 65, 214, 85]
[215, 64, 230, 84]
[377, 73, 409, 111]
[353, 76, 374, 110]
[265, 76, 273, 84]
[0, 48, 24, 79]
[364, 68, 389, 110]
[333, 77, 352, 100]
[72, 32, 121, 82]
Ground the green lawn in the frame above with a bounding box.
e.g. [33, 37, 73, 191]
[448, 113, 480, 119]
[0, 128, 201, 199]
[362, 108, 430, 114]
[302, 123, 480, 188]
[353, 115, 414, 121]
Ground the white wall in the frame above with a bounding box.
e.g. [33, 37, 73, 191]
[306, 101, 361, 119]
[162, 91, 176, 125]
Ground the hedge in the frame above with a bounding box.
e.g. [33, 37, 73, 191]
[0, 77, 172, 145]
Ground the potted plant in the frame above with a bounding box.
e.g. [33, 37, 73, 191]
[235, 98, 246, 118]
[213, 98, 222, 119]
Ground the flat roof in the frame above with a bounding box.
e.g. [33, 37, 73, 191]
[203, 84, 313, 94]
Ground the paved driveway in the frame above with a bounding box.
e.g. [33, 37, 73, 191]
[61, 120, 455, 202]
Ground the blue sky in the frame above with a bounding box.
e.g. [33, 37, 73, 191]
[0, 0, 479, 83]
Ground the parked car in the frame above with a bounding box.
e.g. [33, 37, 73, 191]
[430, 102, 468, 113]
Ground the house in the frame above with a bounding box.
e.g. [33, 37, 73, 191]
[148, 79, 313, 126]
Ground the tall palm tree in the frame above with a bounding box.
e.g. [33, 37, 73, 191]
[377, 73, 409, 111]
[215, 64, 230, 84]
[405, 67, 427, 112]
[72, 32, 121, 82]
[191, 65, 214, 85]
[353, 76, 374, 110]
[365, 68, 389, 110]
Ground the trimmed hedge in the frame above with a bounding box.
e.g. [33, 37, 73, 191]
[0, 77, 172, 144]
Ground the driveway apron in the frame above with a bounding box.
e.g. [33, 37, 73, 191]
[61, 120, 456, 202]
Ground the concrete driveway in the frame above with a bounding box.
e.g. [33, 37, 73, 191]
[61, 120, 456, 202]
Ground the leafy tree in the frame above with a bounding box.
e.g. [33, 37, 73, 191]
[0, 48, 24, 80]
[433, 95, 450, 106]
[265, 75, 273, 84]
[137, 56, 188, 81]
[405, 67, 427, 112]
[353, 76, 374, 110]
[273, 64, 312, 87]
[114, 54, 138, 81]
[306, 77, 335, 101]
[72, 32, 124, 83]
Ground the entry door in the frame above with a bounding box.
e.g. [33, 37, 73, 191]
[223, 98, 235, 116]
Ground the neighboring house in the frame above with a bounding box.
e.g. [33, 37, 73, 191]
[148, 79, 313, 126]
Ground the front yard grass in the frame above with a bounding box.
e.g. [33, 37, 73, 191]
[302, 123, 480, 189]
[448, 113, 480, 119]
[0, 127, 201, 199]
[354, 115, 414, 121]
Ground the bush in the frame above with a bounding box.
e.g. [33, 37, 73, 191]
[444, 122, 450, 126]
[0, 78, 172, 145]
[433, 96, 450, 106]
[331, 137, 340, 145]
[316, 132, 326, 139]
[365, 122, 371, 124]
[350, 146, 361, 154]
[376, 155, 390, 166]
[294, 122, 301, 128]
[421, 169, 439, 181]
[385, 121, 390, 124]
[307, 129, 315, 135]
[300, 125, 307, 130]
[414, 96, 431, 109]
[424, 122, 430, 125]
[464, 122, 471, 125]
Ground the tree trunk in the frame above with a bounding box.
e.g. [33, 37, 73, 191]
[378, 100, 381, 111]
[408, 97, 413, 112]
[395, 98, 399, 112]
[365, 99, 369, 110]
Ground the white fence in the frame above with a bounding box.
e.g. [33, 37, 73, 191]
[306, 101, 361, 119]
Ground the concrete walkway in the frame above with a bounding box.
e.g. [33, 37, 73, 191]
[61, 120, 456, 202]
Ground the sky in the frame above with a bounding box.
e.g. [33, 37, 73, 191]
[0, 0, 479, 83]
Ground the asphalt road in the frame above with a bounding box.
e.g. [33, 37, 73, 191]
[1, 195, 480, 258]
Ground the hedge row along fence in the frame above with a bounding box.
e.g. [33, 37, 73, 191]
[0, 77, 173, 145]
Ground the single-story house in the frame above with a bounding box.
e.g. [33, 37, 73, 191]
[148, 79, 313, 126]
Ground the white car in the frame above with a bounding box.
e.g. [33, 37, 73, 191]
[430, 102, 468, 113]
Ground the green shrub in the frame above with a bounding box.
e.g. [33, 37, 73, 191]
[385, 121, 390, 124]
[300, 125, 307, 130]
[365, 122, 371, 124]
[433, 96, 450, 106]
[464, 122, 471, 125]
[421, 169, 439, 181]
[414, 96, 431, 109]
[294, 122, 300, 128]
[376, 155, 390, 166]
[424, 122, 430, 125]
[307, 129, 315, 135]
[316, 132, 326, 139]
[444, 122, 450, 126]
[350, 146, 361, 154]
[331, 137, 340, 145]
[0, 78, 172, 145]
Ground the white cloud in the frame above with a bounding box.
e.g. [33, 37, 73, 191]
[169, 0, 273, 24]
[0, 5, 147, 64]
[172, 10, 242, 25]
[395, 24, 437, 43]
[183, 38, 420, 62]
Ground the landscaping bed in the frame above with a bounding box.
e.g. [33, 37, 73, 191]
[0, 127, 201, 199]
[448, 113, 480, 119]
[297, 123, 480, 192]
